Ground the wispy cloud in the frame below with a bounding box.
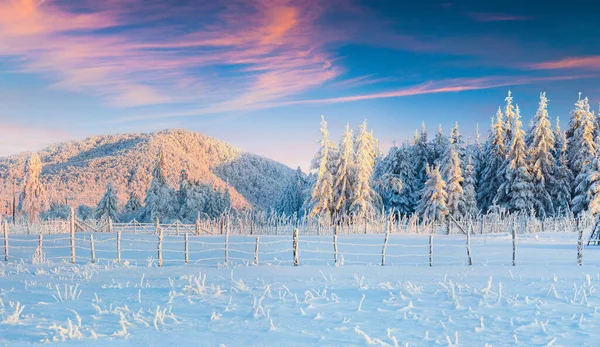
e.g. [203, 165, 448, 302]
[528, 56, 600, 70]
[117, 73, 597, 122]
[0, 0, 340, 108]
[465, 12, 533, 22]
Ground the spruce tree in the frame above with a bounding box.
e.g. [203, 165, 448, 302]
[527, 92, 555, 216]
[18, 153, 47, 221]
[504, 91, 516, 150]
[567, 93, 591, 178]
[308, 116, 337, 221]
[551, 117, 573, 215]
[276, 167, 308, 217]
[444, 145, 464, 217]
[415, 164, 448, 222]
[461, 154, 479, 217]
[571, 96, 596, 215]
[349, 121, 381, 216]
[495, 105, 535, 214]
[432, 124, 449, 166]
[332, 124, 355, 218]
[477, 108, 505, 212]
[140, 147, 177, 222]
[95, 182, 120, 222]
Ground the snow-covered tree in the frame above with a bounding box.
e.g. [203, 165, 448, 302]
[308, 116, 337, 221]
[461, 154, 479, 217]
[527, 92, 555, 216]
[95, 182, 120, 222]
[350, 120, 381, 216]
[587, 144, 600, 216]
[332, 124, 355, 217]
[413, 122, 431, 194]
[551, 118, 573, 215]
[123, 190, 142, 216]
[276, 167, 308, 217]
[503, 91, 516, 150]
[18, 153, 47, 221]
[432, 124, 449, 166]
[567, 93, 593, 179]
[495, 105, 535, 214]
[377, 143, 418, 216]
[140, 147, 177, 222]
[571, 96, 596, 215]
[477, 108, 505, 212]
[444, 145, 464, 217]
[416, 165, 448, 222]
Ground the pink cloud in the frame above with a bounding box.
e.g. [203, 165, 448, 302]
[528, 56, 600, 70]
[465, 12, 533, 22]
[119, 73, 599, 122]
[0, 0, 340, 108]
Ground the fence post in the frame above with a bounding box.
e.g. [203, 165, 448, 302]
[293, 227, 299, 266]
[108, 217, 113, 233]
[224, 224, 229, 263]
[512, 219, 517, 266]
[381, 229, 389, 266]
[133, 220, 137, 234]
[254, 237, 259, 265]
[466, 222, 472, 266]
[3, 220, 7, 262]
[184, 233, 189, 264]
[38, 233, 43, 259]
[195, 213, 201, 236]
[70, 207, 75, 264]
[117, 230, 122, 264]
[429, 234, 433, 267]
[157, 218, 163, 267]
[90, 234, 96, 264]
[577, 222, 584, 266]
[333, 225, 338, 264]
[446, 218, 451, 235]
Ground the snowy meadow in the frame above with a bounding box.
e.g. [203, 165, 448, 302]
[1, 230, 600, 346]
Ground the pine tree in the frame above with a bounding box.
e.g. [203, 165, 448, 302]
[444, 145, 464, 217]
[415, 165, 448, 222]
[308, 116, 337, 221]
[18, 153, 47, 221]
[124, 191, 142, 214]
[350, 121, 381, 216]
[571, 96, 596, 215]
[587, 143, 600, 216]
[413, 122, 431, 194]
[95, 182, 120, 222]
[276, 167, 308, 217]
[432, 124, 449, 166]
[567, 93, 592, 178]
[332, 124, 355, 218]
[140, 147, 177, 222]
[551, 117, 573, 215]
[527, 92, 555, 216]
[495, 105, 535, 214]
[461, 154, 479, 217]
[504, 91, 516, 150]
[477, 108, 505, 212]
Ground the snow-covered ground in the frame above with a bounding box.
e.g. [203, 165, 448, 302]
[1, 232, 599, 346]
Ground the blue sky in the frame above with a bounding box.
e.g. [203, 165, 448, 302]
[1, 0, 599, 170]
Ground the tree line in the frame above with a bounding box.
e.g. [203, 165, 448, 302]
[276, 91, 600, 224]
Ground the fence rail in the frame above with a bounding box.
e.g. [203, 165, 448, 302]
[0, 221, 593, 268]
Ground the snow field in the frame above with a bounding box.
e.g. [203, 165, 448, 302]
[0, 232, 599, 346]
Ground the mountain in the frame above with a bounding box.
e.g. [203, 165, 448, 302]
[0, 129, 295, 212]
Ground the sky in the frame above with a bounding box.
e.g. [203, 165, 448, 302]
[1, 0, 600, 171]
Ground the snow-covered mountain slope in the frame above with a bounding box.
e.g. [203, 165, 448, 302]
[0, 129, 295, 210]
